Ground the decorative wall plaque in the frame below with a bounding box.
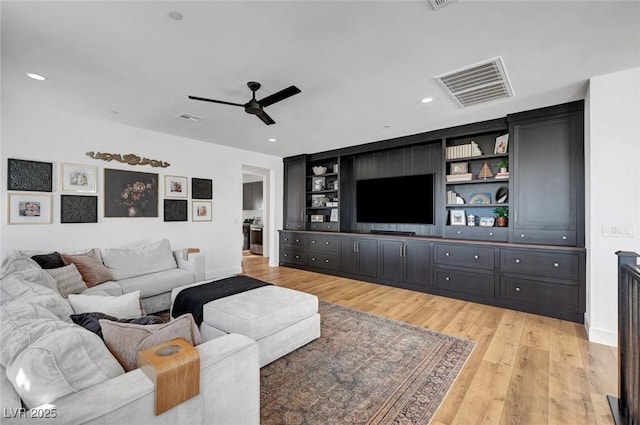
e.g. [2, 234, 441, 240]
[7, 159, 53, 192]
[61, 195, 98, 223]
[192, 178, 212, 200]
[86, 152, 170, 168]
[164, 200, 188, 222]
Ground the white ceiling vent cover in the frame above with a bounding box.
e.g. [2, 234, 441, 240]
[429, 0, 456, 10]
[176, 113, 201, 122]
[435, 56, 514, 108]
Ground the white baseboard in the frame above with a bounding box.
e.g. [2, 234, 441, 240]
[585, 313, 618, 347]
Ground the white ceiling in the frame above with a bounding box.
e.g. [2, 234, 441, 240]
[2, 1, 639, 158]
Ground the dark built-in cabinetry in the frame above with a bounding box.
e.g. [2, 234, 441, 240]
[242, 181, 263, 211]
[280, 101, 586, 323]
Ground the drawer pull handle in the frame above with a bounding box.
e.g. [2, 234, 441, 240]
[325, 259, 329, 263]
[562, 236, 567, 240]
[489, 232, 494, 236]
[515, 259, 521, 263]
[284, 238, 288, 242]
[457, 230, 462, 234]
[326, 241, 330, 245]
[553, 262, 559, 268]
[520, 234, 526, 238]
[311, 240, 316, 244]
[445, 276, 450, 281]
[474, 255, 479, 259]
[445, 252, 451, 257]
[284, 254, 288, 257]
[327, 225, 332, 229]
[311, 257, 316, 261]
[295, 255, 300, 259]
[515, 287, 521, 292]
[295, 239, 300, 242]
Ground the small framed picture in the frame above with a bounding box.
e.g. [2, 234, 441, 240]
[450, 162, 469, 175]
[479, 217, 496, 227]
[164, 175, 188, 198]
[494, 134, 509, 154]
[330, 208, 339, 222]
[61, 163, 97, 193]
[7, 193, 52, 224]
[450, 209, 466, 226]
[311, 176, 326, 191]
[310, 214, 325, 222]
[192, 201, 212, 221]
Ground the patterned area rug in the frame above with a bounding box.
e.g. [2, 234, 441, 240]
[260, 302, 475, 425]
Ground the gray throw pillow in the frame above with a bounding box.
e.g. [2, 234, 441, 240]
[45, 264, 87, 297]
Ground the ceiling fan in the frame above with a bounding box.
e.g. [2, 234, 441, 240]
[188, 81, 301, 125]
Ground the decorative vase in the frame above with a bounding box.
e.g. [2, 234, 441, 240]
[127, 206, 138, 217]
[496, 217, 507, 227]
[500, 167, 508, 173]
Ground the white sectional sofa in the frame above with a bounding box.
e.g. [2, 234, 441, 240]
[0, 252, 260, 425]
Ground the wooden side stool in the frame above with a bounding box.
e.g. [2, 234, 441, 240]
[137, 338, 200, 415]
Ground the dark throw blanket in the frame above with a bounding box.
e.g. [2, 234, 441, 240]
[172, 275, 272, 325]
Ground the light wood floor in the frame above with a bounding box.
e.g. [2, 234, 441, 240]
[242, 254, 618, 425]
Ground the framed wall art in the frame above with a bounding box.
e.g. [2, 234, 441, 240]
[61, 195, 98, 223]
[7, 193, 52, 224]
[61, 163, 97, 193]
[494, 134, 509, 154]
[104, 169, 158, 218]
[449, 209, 466, 226]
[164, 175, 188, 199]
[7, 158, 53, 192]
[192, 201, 212, 222]
[164, 199, 188, 222]
[192, 178, 212, 200]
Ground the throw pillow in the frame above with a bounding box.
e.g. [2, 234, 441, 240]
[0, 274, 74, 321]
[70, 312, 164, 339]
[31, 252, 65, 269]
[45, 263, 88, 297]
[61, 249, 113, 287]
[68, 290, 143, 319]
[5, 327, 124, 408]
[101, 239, 177, 281]
[100, 314, 202, 371]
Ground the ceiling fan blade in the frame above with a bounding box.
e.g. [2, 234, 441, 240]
[256, 110, 276, 125]
[188, 96, 244, 107]
[258, 86, 301, 107]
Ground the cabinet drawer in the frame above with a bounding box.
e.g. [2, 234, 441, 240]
[306, 235, 338, 252]
[445, 226, 508, 242]
[308, 222, 338, 232]
[306, 252, 338, 270]
[280, 232, 306, 248]
[280, 249, 305, 265]
[434, 268, 495, 298]
[501, 249, 580, 280]
[434, 244, 495, 270]
[500, 276, 580, 313]
[284, 222, 305, 231]
[513, 230, 576, 246]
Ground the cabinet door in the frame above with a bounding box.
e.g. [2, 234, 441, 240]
[356, 239, 379, 278]
[283, 158, 306, 230]
[404, 240, 431, 285]
[380, 240, 404, 282]
[339, 238, 359, 275]
[242, 183, 252, 210]
[511, 108, 583, 245]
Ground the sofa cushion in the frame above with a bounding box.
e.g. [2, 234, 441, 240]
[0, 274, 74, 322]
[118, 268, 195, 298]
[81, 280, 123, 296]
[45, 263, 88, 297]
[101, 239, 178, 281]
[0, 301, 71, 367]
[71, 312, 164, 339]
[68, 290, 144, 319]
[62, 249, 113, 287]
[100, 314, 202, 371]
[31, 252, 66, 269]
[6, 326, 124, 408]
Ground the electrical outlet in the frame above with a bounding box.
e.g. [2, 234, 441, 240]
[602, 224, 636, 237]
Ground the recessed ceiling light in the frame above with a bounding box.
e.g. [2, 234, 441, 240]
[421, 97, 433, 104]
[268, 138, 277, 142]
[26, 73, 47, 81]
[169, 11, 183, 21]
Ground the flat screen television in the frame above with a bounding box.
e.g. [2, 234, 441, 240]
[356, 174, 434, 224]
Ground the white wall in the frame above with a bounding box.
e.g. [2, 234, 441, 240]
[1, 100, 283, 278]
[585, 67, 640, 346]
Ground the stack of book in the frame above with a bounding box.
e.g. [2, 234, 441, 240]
[446, 190, 459, 204]
[494, 172, 510, 179]
[446, 173, 474, 182]
[445, 141, 483, 160]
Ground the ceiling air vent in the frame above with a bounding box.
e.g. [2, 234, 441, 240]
[176, 113, 201, 122]
[429, 0, 456, 10]
[435, 56, 514, 108]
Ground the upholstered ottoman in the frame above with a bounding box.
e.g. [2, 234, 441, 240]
[171, 280, 320, 367]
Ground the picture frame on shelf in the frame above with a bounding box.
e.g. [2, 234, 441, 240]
[494, 134, 509, 154]
[450, 162, 469, 175]
[192, 200, 212, 221]
[450, 209, 466, 226]
[61, 163, 97, 193]
[310, 214, 325, 222]
[330, 208, 339, 222]
[7, 158, 53, 192]
[61, 195, 98, 223]
[164, 175, 188, 198]
[479, 216, 496, 227]
[469, 192, 492, 204]
[311, 176, 326, 191]
[311, 194, 327, 207]
[7, 193, 52, 225]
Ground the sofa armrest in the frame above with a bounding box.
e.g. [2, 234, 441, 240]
[1, 334, 259, 425]
[173, 250, 205, 282]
